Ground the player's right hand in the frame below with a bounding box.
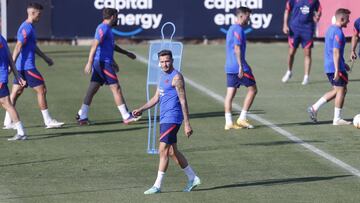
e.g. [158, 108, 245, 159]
[238, 70, 243, 79]
[333, 71, 339, 81]
[84, 62, 92, 74]
[126, 52, 136, 60]
[283, 25, 289, 34]
[132, 109, 142, 117]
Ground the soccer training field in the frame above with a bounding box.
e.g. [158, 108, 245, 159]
[1, 42, 360, 202]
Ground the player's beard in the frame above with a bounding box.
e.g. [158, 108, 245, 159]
[111, 19, 118, 27]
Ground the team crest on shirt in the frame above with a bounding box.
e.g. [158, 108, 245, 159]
[0, 43, 3, 49]
[165, 79, 169, 84]
[300, 5, 310, 15]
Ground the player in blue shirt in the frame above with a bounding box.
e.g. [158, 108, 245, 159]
[0, 34, 27, 140]
[308, 8, 351, 126]
[224, 7, 257, 130]
[350, 17, 360, 61]
[76, 8, 139, 125]
[282, 0, 322, 85]
[133, 50, 200, 194]
[3, 2, 64, 130]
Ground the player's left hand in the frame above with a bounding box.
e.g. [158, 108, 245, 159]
[18, 78, 26, 87]
[45, 57, 54, 66]
[126, 52, 136, 60]
[351, 50, 357, 61]
[313, 12, 321, 22]
[345, 63, 351, 72]
[184, 123, 193, 138]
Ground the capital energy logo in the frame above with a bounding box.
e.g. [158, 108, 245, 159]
[94, 0, 163, 36]
[203, 0, 273, 34]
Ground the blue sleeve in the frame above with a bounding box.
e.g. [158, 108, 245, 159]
[17, 26, 30, 45]
[233, 27, 242, 45]
[354, 18, 360, 34]
[286, 0, 294, 12]
[94, 26, 105, 43]
[333, 30, 344, 49]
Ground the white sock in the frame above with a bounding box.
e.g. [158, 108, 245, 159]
[286, 70, 292, 75]
[79, 104, 89, 120]
[312, 97, 327, 112]
[118, 104, 130, 119]
[153, 171, 165, 189]
[303, 75, 309, 80]
[225, 113, 232, 125]
[4, 111, 11, 126]
[14, 121, 25, 136]
[334, 107, 342, 121]
[239, 110, 248, 120]
[183, 165, 196, 181]
[41, 109, 52, 124]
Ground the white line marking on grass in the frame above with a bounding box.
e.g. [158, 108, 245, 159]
[135, 53, 360, 177]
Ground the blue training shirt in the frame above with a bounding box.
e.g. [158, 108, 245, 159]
[324, 25, 346, 73]
[16, 21, 36, 70]
[0, 35, 10, 83]
[286, 0, 321, 33]
[354, 18, 360, 34]
[158, 69, 183, 124]
[94, 23, 114, 63]
[225, 24, 250, 74]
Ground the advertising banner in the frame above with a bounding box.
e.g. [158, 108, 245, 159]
[8, 0, 359, 40]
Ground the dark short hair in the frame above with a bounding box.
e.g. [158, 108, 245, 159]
[28, 2, 43, 10]
[335, 8, 351, 17]
[158, 50, 173, 59]
[103, 8, 118, 20]
[236, 6, 252, 15]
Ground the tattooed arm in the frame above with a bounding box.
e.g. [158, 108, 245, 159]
[173, 73, 193, 137]
[132, 89, 160, 117]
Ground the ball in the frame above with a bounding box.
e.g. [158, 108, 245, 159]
[353, 114, 360, 129]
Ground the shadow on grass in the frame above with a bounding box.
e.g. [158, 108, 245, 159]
[195, 175, 352, 192]
[240, 140, 324, 146]
[0, 158, 67, 168]
[284, 78, 360, 85]
[22, 119, 147, 129]
[2, 186, 142, 200]
[183, 139, 323, 153]
[254, 120, 334, 129]
[190, 110, 265, 120]
[26, 126, 147, 140]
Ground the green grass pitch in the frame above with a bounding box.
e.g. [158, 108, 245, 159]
[1, 42, 360, 202]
